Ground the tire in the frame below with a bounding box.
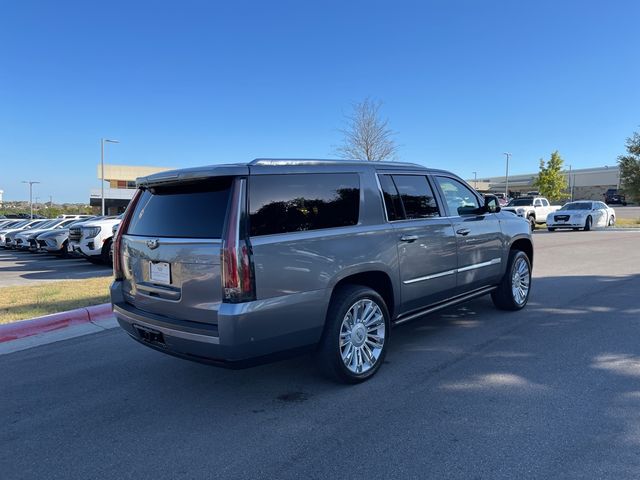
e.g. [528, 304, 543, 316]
[584, 216, 592, 231]
[527, 216, 536, 231]
[547, 227, 555, 232]
[101, 239, 112, 266]
[316, 285, 390, 384]
[57, 240, 69, 258]
[491, 250, 532, 311]
[608, 215, 615, 227]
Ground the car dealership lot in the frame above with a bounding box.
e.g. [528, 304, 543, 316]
[0, 250, 111, 287]
[1, 230, 640, 479]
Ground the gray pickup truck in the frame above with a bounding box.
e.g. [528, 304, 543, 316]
[111, 159, 533, 383]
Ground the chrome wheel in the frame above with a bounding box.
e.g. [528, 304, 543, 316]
[511, 257, 530, 306]
[339, 299, 386, 374]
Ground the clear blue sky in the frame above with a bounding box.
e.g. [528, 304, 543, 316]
[1, 0, 639, 203]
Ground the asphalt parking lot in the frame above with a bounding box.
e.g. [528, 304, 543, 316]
[0, 249, 111, 287]
[1, 230, 640, 479]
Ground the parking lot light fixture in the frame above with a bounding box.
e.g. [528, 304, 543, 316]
[101, 138, 120, 216]
[21, 180, 41, 219]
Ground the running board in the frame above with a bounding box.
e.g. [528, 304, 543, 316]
[393, 286, 497, 326]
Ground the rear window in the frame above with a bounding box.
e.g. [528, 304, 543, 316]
[127, 178, 233, 238]
[249, 173, 360, 236]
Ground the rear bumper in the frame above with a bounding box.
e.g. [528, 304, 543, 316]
[110, 281, 327, 367]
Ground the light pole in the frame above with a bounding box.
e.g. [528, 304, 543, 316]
[101, 138, 119, 215]
[568, 165, 573, 201]
[22, 180, 40, 219]
[473, 171, 478, 189]
[503, 152, 512, 199]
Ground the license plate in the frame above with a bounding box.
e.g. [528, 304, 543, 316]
[149, 261, 171, 285]
[67, 243, 74, 252]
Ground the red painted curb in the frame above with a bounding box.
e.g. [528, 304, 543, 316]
[87, 303, 114, 323]
[0, 303, 113, 343]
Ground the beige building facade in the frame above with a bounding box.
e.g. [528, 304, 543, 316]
[91, 164, 174, 214]
[468, 165, 620, 201]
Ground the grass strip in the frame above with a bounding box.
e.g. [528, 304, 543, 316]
[615, 218, 640, 228]
[0, 277, 112, 324]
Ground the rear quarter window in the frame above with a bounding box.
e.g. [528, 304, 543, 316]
[127, 178, 233, 238]
[249, 173, 360, 236]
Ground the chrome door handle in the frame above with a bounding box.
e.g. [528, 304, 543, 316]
[400, 235, 419, 242]
[456, 228, 471, 236]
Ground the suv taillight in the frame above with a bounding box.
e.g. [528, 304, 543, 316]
[113, 188, 143, 280]
[221, 178, 255, 303]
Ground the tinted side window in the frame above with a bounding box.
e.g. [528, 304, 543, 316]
[435, 177, 480, 216]
[541, 199, 549, 206]
[378, 174, 404, 221]
[127, 178, 233, 238]
[249, 173, 359, 236]
[392, 175, 440, 219]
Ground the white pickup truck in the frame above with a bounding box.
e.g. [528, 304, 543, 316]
[502, 196, 560, 230]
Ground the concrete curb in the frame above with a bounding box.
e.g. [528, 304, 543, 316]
[0, 303, 114, 343]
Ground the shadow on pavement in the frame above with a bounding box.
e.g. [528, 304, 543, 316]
[1, 273, 639, 478]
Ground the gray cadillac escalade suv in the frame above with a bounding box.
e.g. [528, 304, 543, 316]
[111, 159, 533, 383]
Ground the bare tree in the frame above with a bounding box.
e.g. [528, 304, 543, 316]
[334, 98, 398, 161]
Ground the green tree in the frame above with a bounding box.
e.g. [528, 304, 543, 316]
[534, 150, 568, 201]
[618, 130, 640, 202]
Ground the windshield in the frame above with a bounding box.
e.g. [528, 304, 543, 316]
[66, 219, 93, 228]
[6, 220, 30, 229]
[507, 198, 533, 207]
[26, 220, 52, 229]
[560, 202, 592, 211]
[57, 219, 77, 228]
[31, 220, 58, 230]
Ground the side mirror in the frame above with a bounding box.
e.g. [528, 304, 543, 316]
[484, 195, 501, 213]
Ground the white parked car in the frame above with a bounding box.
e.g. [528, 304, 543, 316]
[14, 217, 84, 251]
[2, 219, 50, 248]
[502, 196, 561, 231]
[68, 215, 122, 264]
[37, 217, 97, 256]
[546, 201, 615, 231]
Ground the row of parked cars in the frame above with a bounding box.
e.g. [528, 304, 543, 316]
[500, 196, 617, 231]
[0, 214, 122, 265]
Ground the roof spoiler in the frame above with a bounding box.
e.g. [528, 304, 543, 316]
[137, 164, 249, 188]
